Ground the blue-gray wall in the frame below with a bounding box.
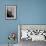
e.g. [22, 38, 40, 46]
[0, 0, 46, 44]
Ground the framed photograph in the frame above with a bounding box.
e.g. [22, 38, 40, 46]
[5, 5, 16, 20]
[18, 24, 46, 42]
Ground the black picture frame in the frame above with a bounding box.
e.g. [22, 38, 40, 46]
[5, 5, 16, 20]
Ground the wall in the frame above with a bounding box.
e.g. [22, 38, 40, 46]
[19, 0, 46, 24]
[0, 0, 19, 44]
[0, 0, 46, 44]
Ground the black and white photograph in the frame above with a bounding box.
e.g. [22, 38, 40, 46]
[5, 5, 16, 20]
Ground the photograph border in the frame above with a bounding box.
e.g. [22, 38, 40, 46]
[5, 4, 17, 20]
[18, 24, 46, 43]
